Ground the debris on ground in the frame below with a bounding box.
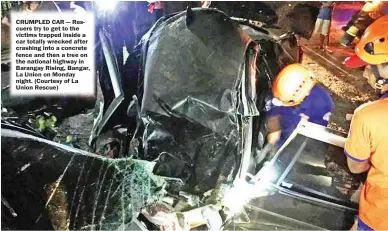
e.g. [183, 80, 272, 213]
[302, 54, 377, 133]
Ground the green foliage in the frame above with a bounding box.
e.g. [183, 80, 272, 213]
[33, 115, 57, 132]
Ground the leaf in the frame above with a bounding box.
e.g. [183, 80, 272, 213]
[66, 136, 73, 143]
[38, 117, 46, 132]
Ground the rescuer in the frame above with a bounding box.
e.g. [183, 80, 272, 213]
[263, 63, 334, 153]
[313, 1, 335, 52]
[340, 0, 387, 47]
[343, 15, 388, 231]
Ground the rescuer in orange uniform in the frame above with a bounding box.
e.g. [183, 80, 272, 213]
[344, 15, 388, 231]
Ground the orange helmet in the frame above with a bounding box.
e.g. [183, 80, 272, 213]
[272, 64, 316, 107]
[344, 15, 388, 68]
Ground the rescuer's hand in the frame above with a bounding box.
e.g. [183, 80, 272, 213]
[267, 131, 281, 145]
[256, 143, 277, 165]
[346, 114, 353, 121]
[299, 113, 310, 121]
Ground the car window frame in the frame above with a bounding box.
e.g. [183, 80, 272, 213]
[250, 119, 359, 211]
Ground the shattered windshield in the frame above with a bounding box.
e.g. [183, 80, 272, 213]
[1, 129, 167, 230]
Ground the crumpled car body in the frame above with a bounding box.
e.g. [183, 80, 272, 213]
[1, 7, 268, 230]
[135, 7, 263, 195]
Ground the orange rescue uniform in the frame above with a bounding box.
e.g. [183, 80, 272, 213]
[344, 93, 388, 230]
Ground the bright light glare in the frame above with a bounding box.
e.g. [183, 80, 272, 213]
[251, 162, 279, 184]
[222, 179, 272, 215]
[96, 0, 117, 12]
[363, 0, 381, 12]
[222, 163, 279, 216]
[371, 0, 382, 6]
[222, 180, 252, 215]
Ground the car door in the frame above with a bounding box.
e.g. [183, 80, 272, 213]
[227, 121, 363, 230]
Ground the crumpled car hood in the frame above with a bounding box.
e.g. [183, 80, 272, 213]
[162, 1, 321, 39]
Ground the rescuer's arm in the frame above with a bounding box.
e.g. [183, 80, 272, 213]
[347, 158, 370, 174]
[266, 115, 281, 145]
[344, 111, 371, 174]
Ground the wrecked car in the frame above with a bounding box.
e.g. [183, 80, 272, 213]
[2, 4, 362, 231]
[1, 6, 270, 230]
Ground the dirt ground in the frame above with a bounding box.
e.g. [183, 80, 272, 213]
[300, 2, 379, 134]
[302, 53, 377, 134]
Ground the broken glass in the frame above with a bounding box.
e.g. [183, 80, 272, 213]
[1, 128, 167, 230]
